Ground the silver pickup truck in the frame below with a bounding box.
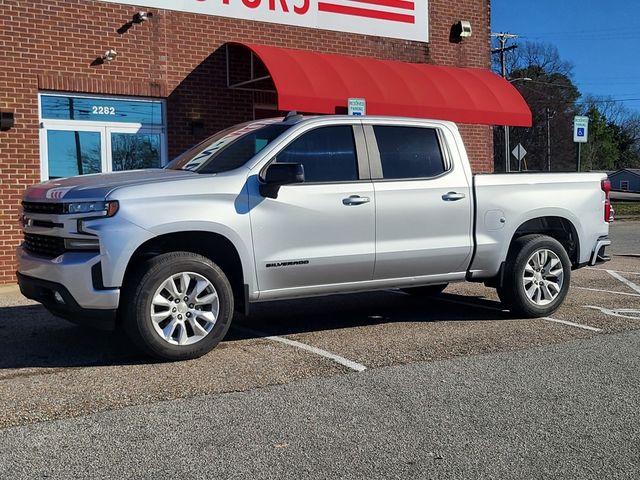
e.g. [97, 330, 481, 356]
[17, 115, 612, 360]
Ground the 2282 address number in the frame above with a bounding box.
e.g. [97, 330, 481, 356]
[92, 106, 116, 115]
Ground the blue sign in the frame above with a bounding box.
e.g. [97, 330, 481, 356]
[577, 128, 585, 137]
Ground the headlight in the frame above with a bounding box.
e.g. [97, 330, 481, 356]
[64, 201, 119, 217]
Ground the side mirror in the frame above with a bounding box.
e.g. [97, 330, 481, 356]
[260, 162, 305, 198]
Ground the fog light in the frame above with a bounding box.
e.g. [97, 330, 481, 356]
[54, 292, 65, 304]
[64, 238, 100, 251]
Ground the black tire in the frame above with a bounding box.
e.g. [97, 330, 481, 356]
[498, 234, 571, 318]
[122, 252, 234, 361]
[402, 283, 448, 296]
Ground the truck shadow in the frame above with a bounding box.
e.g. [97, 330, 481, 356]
[0, 292, 509, 369]
[228, 290, 509, 339]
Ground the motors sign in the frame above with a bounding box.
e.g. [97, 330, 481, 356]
[98, 0, 428, 42]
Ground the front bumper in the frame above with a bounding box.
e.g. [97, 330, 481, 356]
[16, 245, 120, 310]
[17, 272, 117, 330]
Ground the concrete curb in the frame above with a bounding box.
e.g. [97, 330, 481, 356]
[0, 284, 20, 295]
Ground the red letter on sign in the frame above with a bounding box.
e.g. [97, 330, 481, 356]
[293, 0, 309, 14]
[269, 0, 289, 12]
[242, 0, 261, 7]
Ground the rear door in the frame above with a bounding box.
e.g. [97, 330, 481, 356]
[250, 123, 376, 295]
[365, 123, 473, 280]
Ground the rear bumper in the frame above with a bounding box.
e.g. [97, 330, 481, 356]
[17, 272, 117, 330]
[590, 236, 611, 266]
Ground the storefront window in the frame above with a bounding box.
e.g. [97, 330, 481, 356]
[111, 132, 162, 171]
[39, 94, 166, 180]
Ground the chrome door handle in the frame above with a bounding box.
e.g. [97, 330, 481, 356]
[343, 195, 371, 206]
[442, 192, 466, 202]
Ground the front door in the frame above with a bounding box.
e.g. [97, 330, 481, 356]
[250, 124, 376, 296]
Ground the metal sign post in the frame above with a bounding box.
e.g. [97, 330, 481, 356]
[573, 115, 589, 172]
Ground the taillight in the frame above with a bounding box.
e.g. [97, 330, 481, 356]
[601, 179, 612, 223]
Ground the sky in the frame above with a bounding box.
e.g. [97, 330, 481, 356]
[492, 0, 640, 113]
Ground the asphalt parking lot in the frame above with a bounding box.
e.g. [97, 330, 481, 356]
[1, 223, 639, 478]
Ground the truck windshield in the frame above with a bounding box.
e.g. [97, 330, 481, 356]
[165, 122, 290, 174]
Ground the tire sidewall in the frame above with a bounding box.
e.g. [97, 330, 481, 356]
[128, 253, 234, 361]
[507, 236, 571, 317]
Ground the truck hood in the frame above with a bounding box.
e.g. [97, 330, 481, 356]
[23, 169, 196, 202]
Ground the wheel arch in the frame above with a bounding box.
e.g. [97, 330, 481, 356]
[508, 216, 581, 266]
[121, 230, 249, 314]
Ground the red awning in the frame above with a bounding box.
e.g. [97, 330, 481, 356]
[233, 43, 532, 127]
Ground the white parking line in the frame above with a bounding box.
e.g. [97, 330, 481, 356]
[430, 296, 601, 332]
[235, 326, 367, 372]
[586, 267, 640, 276]
[542, 316, 602, 332]
[574, 286, 640, 298]
[585, 305, 640, 320]
[606, 270, 640, 295]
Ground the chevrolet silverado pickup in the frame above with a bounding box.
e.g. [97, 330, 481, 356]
[17, 115, 612, 360]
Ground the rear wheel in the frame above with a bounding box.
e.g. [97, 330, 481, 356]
[402, 283, 448, 296]
[498, 235, 571, 318]
[123, 252, 234, 361]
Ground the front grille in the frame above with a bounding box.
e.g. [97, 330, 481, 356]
[22, 202, 65, 215]
[23, 233, 66, 258]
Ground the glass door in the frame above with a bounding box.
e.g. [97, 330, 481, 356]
[42, 125, 107, 179]
[107, 126, 164, 172]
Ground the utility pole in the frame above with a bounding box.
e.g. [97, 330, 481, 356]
[491, 33, 519, 172]
[546, 107, 555, 172]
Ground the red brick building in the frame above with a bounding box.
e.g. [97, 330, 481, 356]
[0, 0, 494, 285]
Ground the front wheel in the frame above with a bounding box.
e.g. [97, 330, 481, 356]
[123, 252, 234, 361]
[498, 235, 571, 318]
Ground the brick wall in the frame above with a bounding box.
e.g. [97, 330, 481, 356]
[0, 0, 492, 285]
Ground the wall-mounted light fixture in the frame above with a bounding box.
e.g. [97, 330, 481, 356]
[133, 11, 153, 23]
[455, 20, 473, 39]
[0, 110, 15, 131]
[103, 49, 118, 62]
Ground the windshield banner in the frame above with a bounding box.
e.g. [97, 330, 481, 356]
[97, 0, 428, 42]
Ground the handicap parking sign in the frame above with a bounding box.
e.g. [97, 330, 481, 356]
[574, 116, 589, 143]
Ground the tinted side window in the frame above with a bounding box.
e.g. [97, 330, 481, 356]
[276, 126, 358, 183]
[374, 126, 446, 179]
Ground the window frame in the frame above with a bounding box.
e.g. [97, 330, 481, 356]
[38, 92, 168, 181]
[259, 123, 371, 185]
[620, 180, 630, 191]
[363, 124, 453, 182]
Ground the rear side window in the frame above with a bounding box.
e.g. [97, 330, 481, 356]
[276, 126, 358, 183]
[373, 126, 446, 179]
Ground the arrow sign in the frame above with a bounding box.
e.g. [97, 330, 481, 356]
[512, 143, 527, 161]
